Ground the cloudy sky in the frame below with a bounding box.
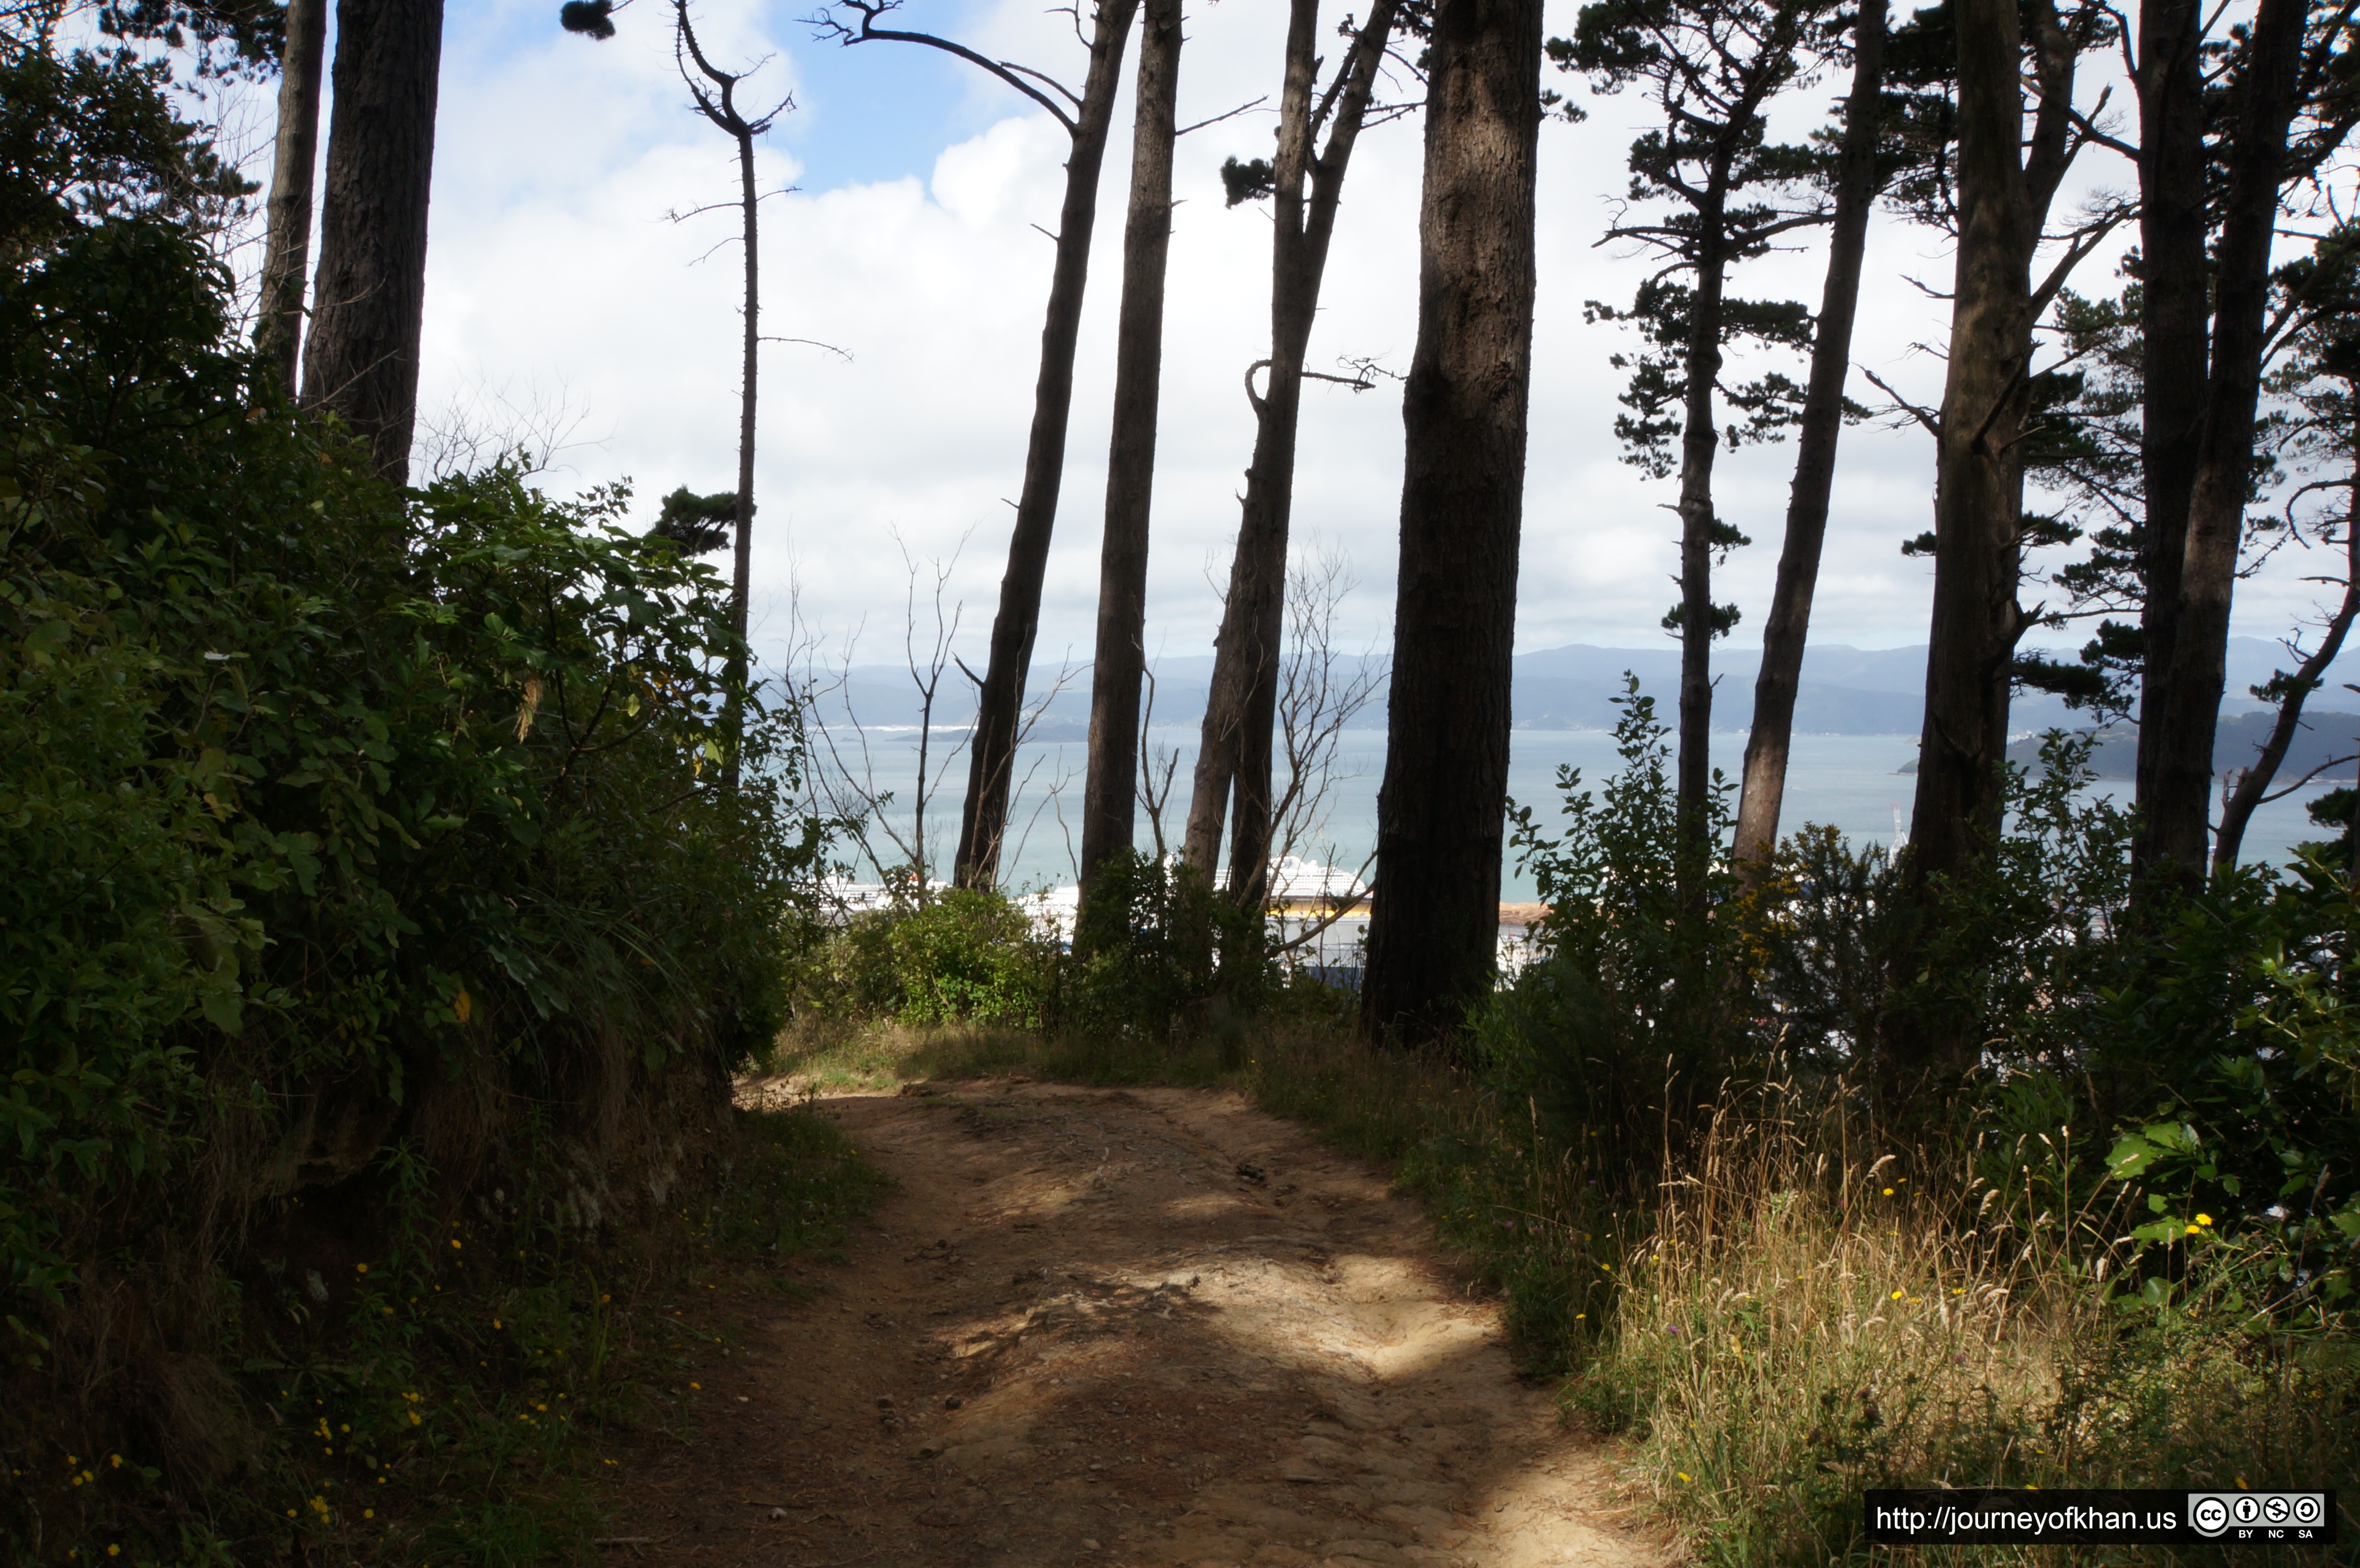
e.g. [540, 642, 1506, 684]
[314, 0, 2347, 678]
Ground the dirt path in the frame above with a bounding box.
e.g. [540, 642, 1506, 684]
[601, 1078, 1671, 1568]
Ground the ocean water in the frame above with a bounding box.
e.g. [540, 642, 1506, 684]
[839, 727, 2348, 900]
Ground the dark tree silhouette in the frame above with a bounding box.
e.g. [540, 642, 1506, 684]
[1361, 0, 1544, 1047]
[300, 0, 445, 481]
[2140, 0, 2355, 880]
[1078, 0, 1183, 917]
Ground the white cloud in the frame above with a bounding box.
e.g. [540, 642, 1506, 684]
[391, 0, 2350, 686]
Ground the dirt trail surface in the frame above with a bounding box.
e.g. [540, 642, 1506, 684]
[602, 1078, 1672, 1567]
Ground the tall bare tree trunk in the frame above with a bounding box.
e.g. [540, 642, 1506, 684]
[1078, 0, 1183, 906]
[2144, 0, 2311, 877]
[1360, 0, 1543, 1047]
[300, 0, 444, 483]
[1732, 0, 1887, 881]
[1893, 0, 2037, 1077]
[723, 90, 759, 789]
[1672, 198, 1730, 904]
[254, 0, 325, 396]
[1186, 0, 1399, 905]
[665, 2, 788, 790]
[953, 0, 1142, 888]
[2128, 0, 2210, 869]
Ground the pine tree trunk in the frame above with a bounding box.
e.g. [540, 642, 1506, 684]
[1185, 0, 1399, 895]
[2144, 0, 2311, 876]
[254, 0, 325, 396]
[1732, 0, 1887, 881]
[1893, 0, 2036, 1077]
[301, 0, 444, 483]
[2127, 0, 2209, 871]
[1673, 198, 1729, 906]
[1360, 0, 1543, 1047]
[952, 0, 1142, 889]
[1077, 0, 1182, 907]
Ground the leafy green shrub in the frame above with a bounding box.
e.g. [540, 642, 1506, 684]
[1486, 679, 1756, 1164]
[1065, 852, 1272, 1041]
[819, 887, 1055, 1027]
[1, 156, 822, 1557]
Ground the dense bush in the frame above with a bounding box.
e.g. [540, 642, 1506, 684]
[817, 886, 1056, 1027]
[2, 111, 821, 1551]
[1490, 679, 1753, 1158]
[1065, 851, 1274, 1039]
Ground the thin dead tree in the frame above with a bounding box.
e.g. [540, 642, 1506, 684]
[1261, 547, 1383, 959]
[253, 0, 324, 394]
[566, 3, 823, 787]
[793, 560, 1085, 899]
[1077, 0, 1184, 922]
[812, 0, 1144, 889]
[795, 548, 973, 901]
[1137, 662, 1183, 858]
[670, 3, 789, 789]
[1183, 0, 1408, 908]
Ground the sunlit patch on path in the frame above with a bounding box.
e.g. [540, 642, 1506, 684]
[597, 1079, 1670, 1567]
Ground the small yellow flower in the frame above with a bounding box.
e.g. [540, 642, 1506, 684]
[1882, 1187, 1894, 1196]
[689, 1382, 701, 1390]
[1891, 1289, 1905, 1300]
[107, 1548, 120, 1557]
[2196, 1213, 2213, 1227]
[356, 1263, 368, 1274]
[451, 1239, 462, 1250]
[2186, 1224, 2200, 1235]
[1676, 1471, 1692, 1483]
[364, 1509, 374, 1519]
[109, 1455, 121, 1468]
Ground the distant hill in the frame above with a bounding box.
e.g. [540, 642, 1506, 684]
[794, 637, 2360, 742]
[2002, 711, 2360, 782]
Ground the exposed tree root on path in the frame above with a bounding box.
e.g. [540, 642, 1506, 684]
[595, 1077, 1671, 1567]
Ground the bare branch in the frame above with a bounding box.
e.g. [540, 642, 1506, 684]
[1177, 95, 1269, 137]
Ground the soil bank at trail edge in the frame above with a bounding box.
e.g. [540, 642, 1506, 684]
[598, 1076, 1672, 1568]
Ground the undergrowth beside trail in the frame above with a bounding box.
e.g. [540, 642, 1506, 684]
[763, 1018, 2358, 1567]
[24, 1103, 884, 1565]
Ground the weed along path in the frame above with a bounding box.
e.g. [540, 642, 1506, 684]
[597, 1077, 1669, 1568]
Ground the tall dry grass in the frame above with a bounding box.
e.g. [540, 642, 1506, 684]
[1578, 1079, 2357, 1566]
